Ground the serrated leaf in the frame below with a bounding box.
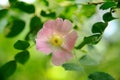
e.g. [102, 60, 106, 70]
[103, 12, 116, 22]
[100, 2, 117, 10]
[14, 40, 30, 50]
[0, 9, 8, 19]
[15, 50, 30, 64]
[79, 55, 97, 66]
[88, 72, 115, 80]
[5, 19, 25, 37]
[15, 2, 35, 13]
[84, 34, 102, 44]
[0, 61, 17, 80]
[62, 63, 83, 71]
[92, 22, 108, 34]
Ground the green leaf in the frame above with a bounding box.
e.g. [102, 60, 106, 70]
[79, 55, 97, 66]
[0, 61, 17, 80]
[88, 72, 115, 80]
[75, 41, 86, 49]
[100, 2, 117, 10]
[9, 0, 18, 6]
[15, 2, 35, 13]
[15, 50, 30, 64]
[62, 63, 83, 71]
[14, 40, 30, 50]
[9, 0, 17, 3]
[30, 16, 42, 30]
[75, 34, 102, 49]
[40, 10, 56, 18]
[59, 4, 77, 19]
[5, 19, 25, 37]
[40, 10, 47, 16]
[0, 9, 8, 19]
[25, 16, 43, 40]
[103, 12, 116, 22]
[43, 0, 49, 6]
[117, 1, 120, 8]
[92, 22, 108, 34]
[84, 34, 102, 44]
[81, 5, 96, 18]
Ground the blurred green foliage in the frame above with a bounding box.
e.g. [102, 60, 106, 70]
[0, 0, 120, 80]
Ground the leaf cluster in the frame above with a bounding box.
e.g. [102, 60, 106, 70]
[76, 1, 119, 50]
[0, 40, 30, 80]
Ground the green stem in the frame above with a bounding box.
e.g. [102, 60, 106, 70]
[75, 41, 86, 49]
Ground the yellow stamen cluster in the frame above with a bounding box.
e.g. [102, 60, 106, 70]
[50, 35, 63, 46]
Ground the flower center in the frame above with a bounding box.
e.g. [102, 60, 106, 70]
[50, 35, 63, 46]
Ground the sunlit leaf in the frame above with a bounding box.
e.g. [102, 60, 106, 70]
[61, 5, 77, 19]
[103, 12, 116, 22]
[81, 5, 96, 18]
[5, 19, 25, 37]
[100, 2, 117, 10]
[79, 55, 97, 66]
[15, 2, 35, 13]
[0, 61, 17, 80]
[15, 50, 30, 64]
[0, 9, 8, 19]
[88, 72, 115, 80]
[14, 40, 30, 50]
[92, 22, 108, 34]
[62, 63, 83, 71]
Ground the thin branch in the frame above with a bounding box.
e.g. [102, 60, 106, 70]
[76, 1, 118, 6]
[75, 2, 104, 6]
[88, 2, 104, 5]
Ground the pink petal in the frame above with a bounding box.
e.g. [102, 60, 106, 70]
[36, 39, 51, 54]
[55, 19, 72, 35]
[52, 49, 73, 66]
[42, 18, 72, 35]
[61, 19, 72, 34]
[55, 18, 63, 32]
[62, 31, 78, 51]
[43, 20, 56, 33]
[36, 27, 52, 41]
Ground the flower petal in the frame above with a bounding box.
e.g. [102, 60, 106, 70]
[61, 19, 72, 34]
[55, 18, 63, 32]
[36, 27, 52, 41]
[62, 31, 78, 50]
[43, 20, 55, 29]
[52, 49, 73, 66]
[36, 39, 51, 54]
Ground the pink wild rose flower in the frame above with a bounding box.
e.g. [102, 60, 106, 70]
[36, 18, 78, 66]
